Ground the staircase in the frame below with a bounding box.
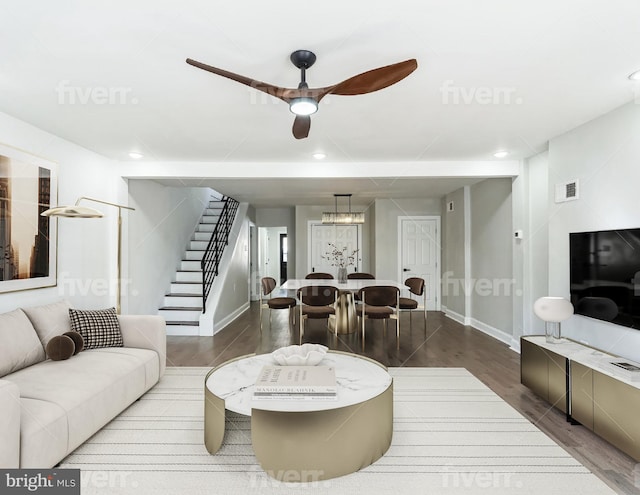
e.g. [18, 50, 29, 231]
[158, 199, 225, 334]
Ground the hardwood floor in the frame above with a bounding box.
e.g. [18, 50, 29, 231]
[167, 303, 639, 495]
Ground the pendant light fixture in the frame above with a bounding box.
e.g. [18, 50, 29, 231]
[321, 194, 365, 225]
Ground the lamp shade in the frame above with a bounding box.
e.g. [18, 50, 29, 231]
[41, 206, 104, 218]
[533, 297, 574, 323]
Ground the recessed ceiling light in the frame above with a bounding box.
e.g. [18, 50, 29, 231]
[628, 70, 640, 81]
[493, 150, 508, 158]
[312, 152, 326, 160]
[128, 152, 144, 159]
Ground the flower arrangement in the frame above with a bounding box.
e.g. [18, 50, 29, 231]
[321, 243, 359, 269]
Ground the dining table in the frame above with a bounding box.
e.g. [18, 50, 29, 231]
[280, 279, 404, 334]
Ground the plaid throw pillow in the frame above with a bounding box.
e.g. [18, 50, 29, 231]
[69, 308, 123, 350]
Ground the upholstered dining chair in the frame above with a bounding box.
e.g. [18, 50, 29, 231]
[305, 272, 334, 279]
[356, 286, 400, 342]
[348, 272, 375, 301]
[297, 285, 339, 343]
[260, 277, 297, 332]
[398, 277, 426, 328]
[347, 272, 375, 280]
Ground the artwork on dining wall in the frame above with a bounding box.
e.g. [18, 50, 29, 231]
[0, 143, 57, 293]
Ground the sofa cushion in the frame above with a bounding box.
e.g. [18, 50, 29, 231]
[5, 347, 160, 455]
[22, 300, 72, 347]
[69, 308, 123, 349]
[19, 398, 69, 469]
[0, 309, 46, 378]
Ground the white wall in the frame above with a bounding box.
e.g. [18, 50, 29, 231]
[547, 101, 640, 361]
[203, 204, 251, 335]
[259, 226, 286, 282]
[0, 111, 119, 312]
[523, 152, 549, 336]
[373, 198, 441, 280]
[127, 180, 212, 315]
[255, 207, 295, 279]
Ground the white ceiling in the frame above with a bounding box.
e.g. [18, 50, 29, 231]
[2, 0, 640, 166]
[152, 177, 486, 207]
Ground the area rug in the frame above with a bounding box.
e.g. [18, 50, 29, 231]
[61, 367, 616, 494]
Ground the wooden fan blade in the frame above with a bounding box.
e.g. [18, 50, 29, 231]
[327, 59, 418, 96]
[186, 58, 295, 102]
[292, 115, 311, 139]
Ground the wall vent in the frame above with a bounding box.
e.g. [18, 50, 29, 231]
[555, 179, 579, 203]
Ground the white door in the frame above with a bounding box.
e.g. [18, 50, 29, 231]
[399, 217, 440, 310]
[309, 224, 361, 277]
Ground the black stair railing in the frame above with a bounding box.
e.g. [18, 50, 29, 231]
[201, 196, 240, 313]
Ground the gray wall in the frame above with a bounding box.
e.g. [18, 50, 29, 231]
[127, 180, 212, 315]
[373, 198, 441, 280]
[470, 178, 513, 334]
[442, 188, 466, 315]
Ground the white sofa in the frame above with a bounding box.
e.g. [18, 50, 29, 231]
[0, 301, 166, 468]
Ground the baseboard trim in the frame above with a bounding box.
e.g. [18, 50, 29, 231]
[441, 306, 519, 351]
[209, 302, 250, 336]
[166, 325, 201, 336]
[469, 317, 519, 351]
[442, 306, 470, 326]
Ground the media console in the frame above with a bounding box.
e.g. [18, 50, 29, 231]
[521, 336, 640, 461]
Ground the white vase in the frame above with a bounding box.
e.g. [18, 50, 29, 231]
[337, 267, 348, 283]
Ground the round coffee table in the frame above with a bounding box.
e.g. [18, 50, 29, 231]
[204, 351, 393, 482]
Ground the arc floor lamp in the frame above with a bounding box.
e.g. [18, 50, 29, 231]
[42, 197, 135, 314]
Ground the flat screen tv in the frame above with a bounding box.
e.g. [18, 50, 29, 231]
[570, 228, 640, 329]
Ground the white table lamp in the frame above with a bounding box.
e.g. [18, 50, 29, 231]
[533, 297, 574, 343]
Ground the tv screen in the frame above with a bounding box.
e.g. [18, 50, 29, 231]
[570, 228, 640, 329]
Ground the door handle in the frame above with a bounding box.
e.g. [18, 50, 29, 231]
[403, 268, 410, 272]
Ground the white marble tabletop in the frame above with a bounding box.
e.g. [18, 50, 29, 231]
[206, 352, 392, 415]
[280, 279, 404, 291]
[523, 335, 640, 388]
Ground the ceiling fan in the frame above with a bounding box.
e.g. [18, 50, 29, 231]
[186, 50, 417, 139]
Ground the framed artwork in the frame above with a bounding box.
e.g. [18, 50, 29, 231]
[0, 143, 57, 293]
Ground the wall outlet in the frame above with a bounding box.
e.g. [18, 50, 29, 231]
[447, 201, 454, 212]
[514, 230, 523, 239]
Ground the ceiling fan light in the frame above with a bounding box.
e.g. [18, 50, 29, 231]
[289, 98, 318, 116]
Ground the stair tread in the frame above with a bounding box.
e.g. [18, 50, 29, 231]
[165, 321, 200, 326]
[160, 306, 203, 311]
[171, 281, 202, 285]
[166, 293, 201, 297]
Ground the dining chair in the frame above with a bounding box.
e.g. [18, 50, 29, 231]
[348, 272, 375, 301]
[297, 285, 338, 343]
[356, 285, 400, 342]
[305, 272, 334, 279]
[398, 277, 426, 328]
[347, 272, 375, 280]
[260, 277, 297, 332]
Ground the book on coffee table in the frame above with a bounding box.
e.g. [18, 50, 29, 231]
[253, 365, 337, 400]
